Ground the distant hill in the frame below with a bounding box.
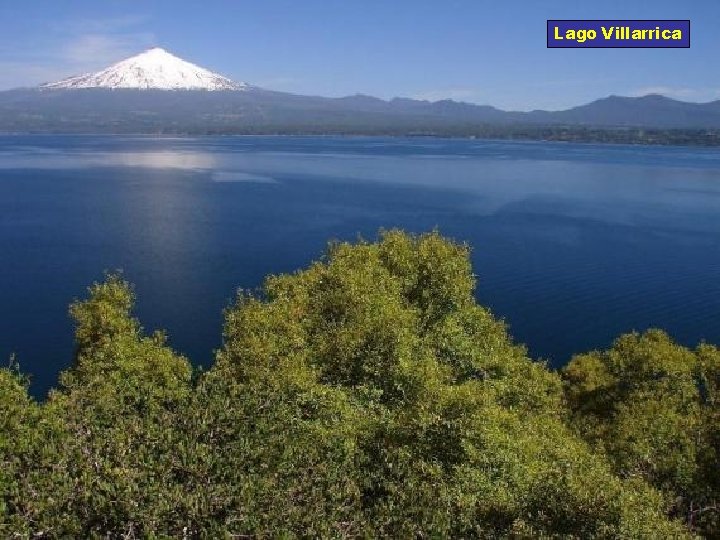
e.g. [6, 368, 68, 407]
[4, 88, 720, 134]
[2, 47, 720, 138]
[525, 94, 720, 128]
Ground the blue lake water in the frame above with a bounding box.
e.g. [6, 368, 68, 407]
[1, 135, 719, 397]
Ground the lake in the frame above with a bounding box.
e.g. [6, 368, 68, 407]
[1, 135, 719, 397]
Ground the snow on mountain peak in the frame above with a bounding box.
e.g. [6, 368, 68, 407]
[41, 47, 248, 91]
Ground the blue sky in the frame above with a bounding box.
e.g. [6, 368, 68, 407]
[1, 0, 717, 110]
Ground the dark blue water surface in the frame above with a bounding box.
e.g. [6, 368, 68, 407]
[1, 135, 719, 397]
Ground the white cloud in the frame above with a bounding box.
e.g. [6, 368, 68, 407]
[0, 62, 75, 89]
[411, 88, 483, 103]
[50, 14, 150, 34]
[60, 32, 157, 68]
[0, 15, 156, 90]
[630, 86, 720, 102]
[252, 76, 302, 91]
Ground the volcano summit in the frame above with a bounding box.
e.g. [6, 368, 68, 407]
[41, 47, 248, 91]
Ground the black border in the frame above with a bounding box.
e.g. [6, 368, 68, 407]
[546, 19, 691, 49]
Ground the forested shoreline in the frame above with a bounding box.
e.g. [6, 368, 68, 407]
[4, 126, 720, 148]
[2, 230, 718, 538]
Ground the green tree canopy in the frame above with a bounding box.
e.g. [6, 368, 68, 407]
[0, 230, 707, 537]
[563, 329, 720, 536]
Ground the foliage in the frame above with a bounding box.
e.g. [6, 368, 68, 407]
[563, 329, 720, 536]
[0, 230, 709, 537]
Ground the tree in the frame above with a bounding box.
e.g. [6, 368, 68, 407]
[209, 230, 687, 537]
[9, 275, 195, 537]
[564, 329, 720, 536]
[0, 362, 36, 538]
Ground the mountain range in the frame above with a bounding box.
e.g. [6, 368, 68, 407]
[2, 48, 720, 136]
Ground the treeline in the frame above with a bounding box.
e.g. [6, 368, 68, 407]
[8, 125, 720, 147]
[1, 230, 718, 538]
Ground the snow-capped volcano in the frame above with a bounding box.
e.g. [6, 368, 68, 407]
[41, 47, 248, 91]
